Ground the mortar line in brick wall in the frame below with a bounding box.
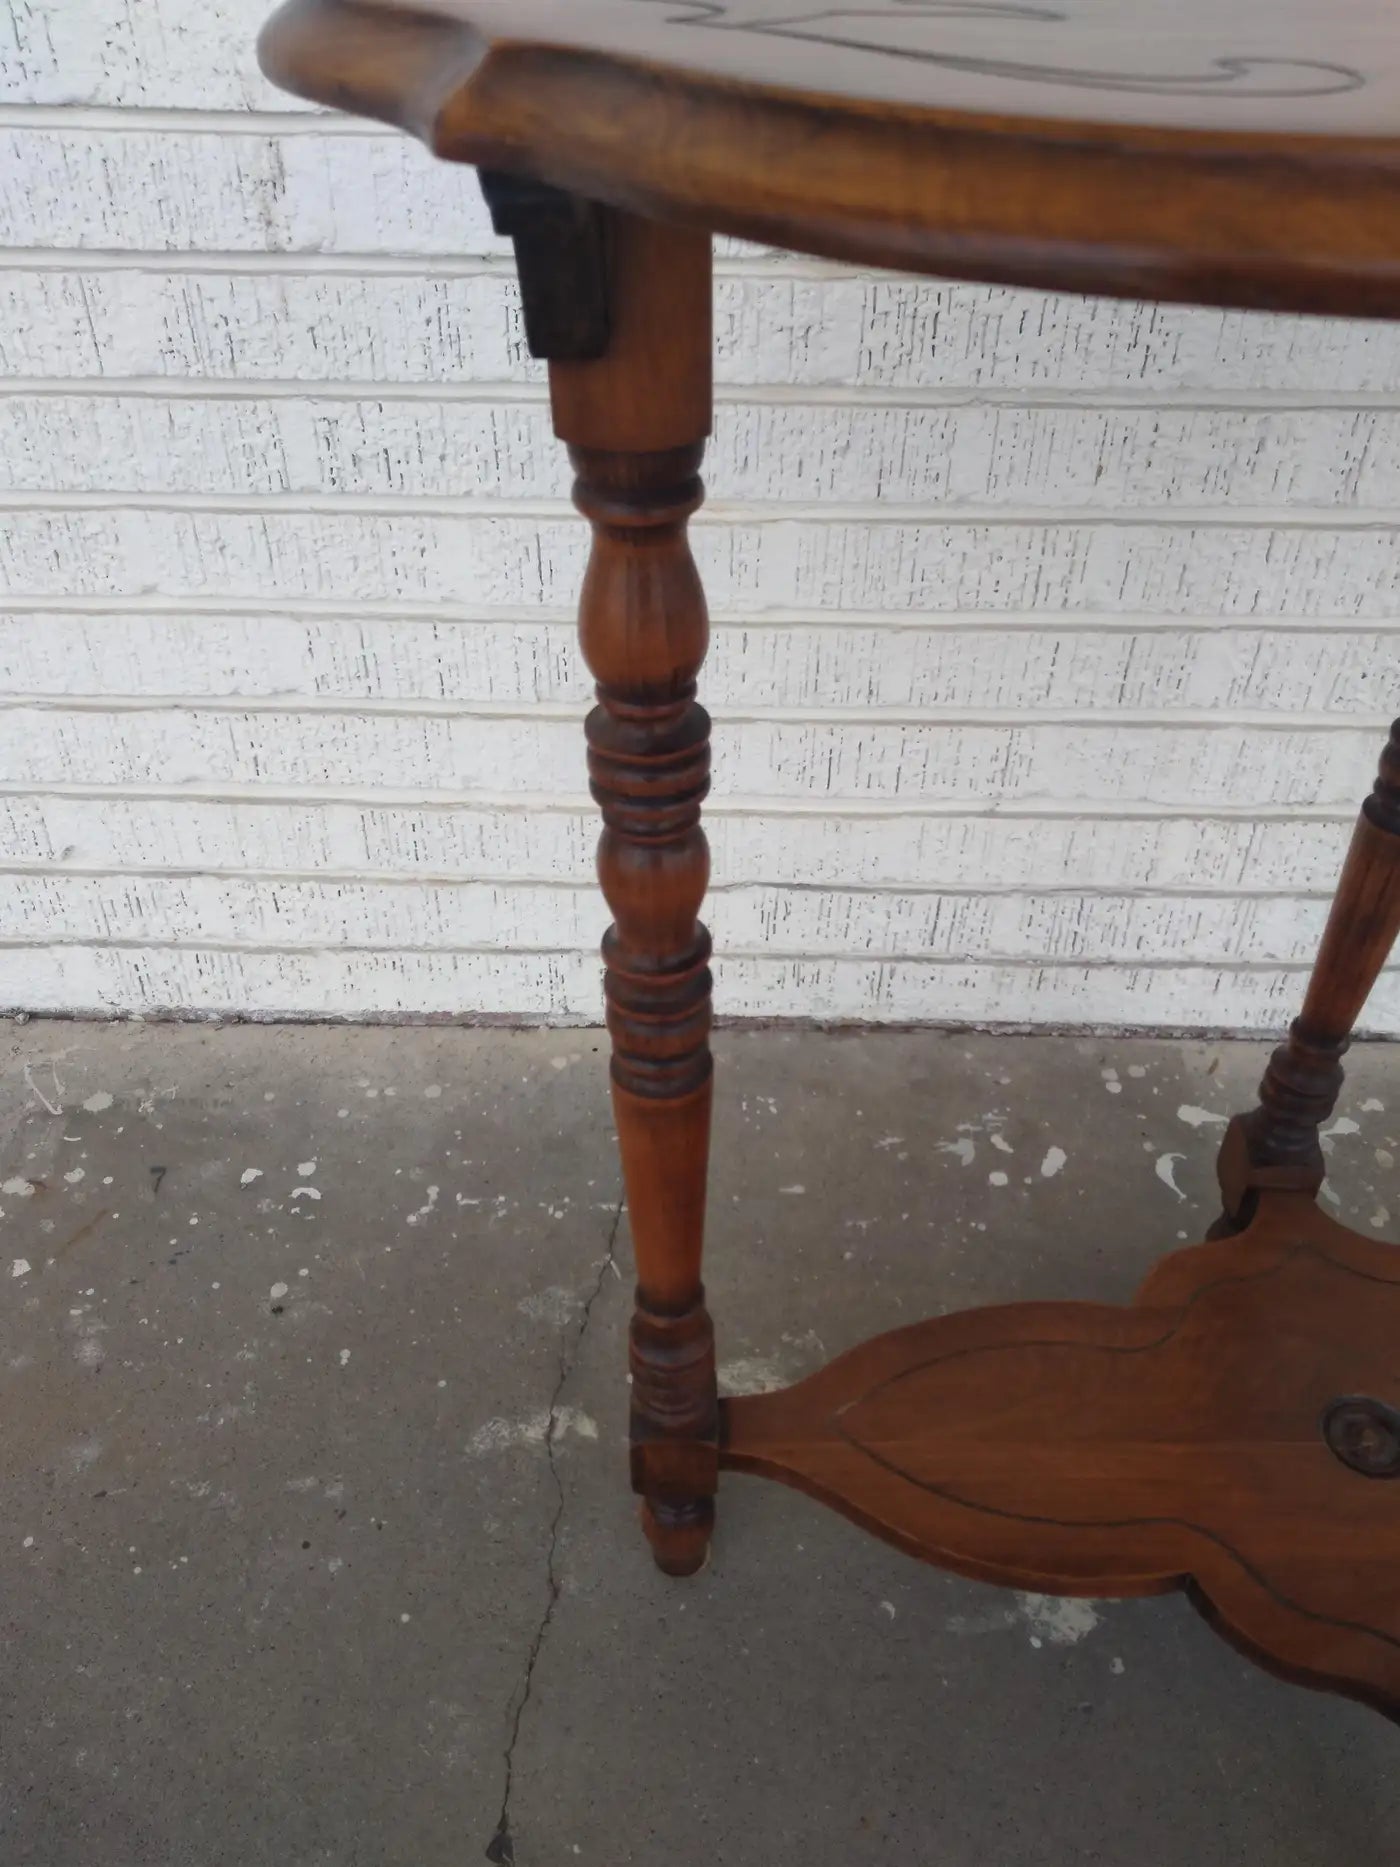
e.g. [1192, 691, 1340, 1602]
[0, 693, 1389, 732]
[0, 104, 360, 133]
[0, 860, 1349, 900]
[0, 248, 864, 279]
[0, 782, 1357, 821]
[0, 595, 1390, 636]
[6, 487, 1400, 528]
[11, 377, 1400, 415]
[0, 932, 1340, 971]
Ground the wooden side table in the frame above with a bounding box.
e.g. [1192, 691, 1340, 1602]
[258, 0, 1400, 1719]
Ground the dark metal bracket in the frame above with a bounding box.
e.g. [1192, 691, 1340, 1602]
[479, 170, 610, 361]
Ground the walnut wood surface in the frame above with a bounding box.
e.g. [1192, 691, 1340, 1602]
[256, 0, 1400, 1726]
[259, 0, 1400, 314]
[720, 1192, 1400, 1714]
[1216, 721, 1400, 1228]
[551, 212, 720, 1577]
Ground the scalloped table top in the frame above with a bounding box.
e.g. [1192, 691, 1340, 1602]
[259, 0, 1400, 311]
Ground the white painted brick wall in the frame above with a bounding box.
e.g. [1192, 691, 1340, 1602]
[1, 0, 1398, 1030]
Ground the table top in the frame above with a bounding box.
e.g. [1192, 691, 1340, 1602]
[260, 0, 1400, 314]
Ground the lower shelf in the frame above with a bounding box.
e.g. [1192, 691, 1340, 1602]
[718, 1191, 1400, 1715]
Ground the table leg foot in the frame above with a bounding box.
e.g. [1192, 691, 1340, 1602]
[641, 1497, 715, 1577]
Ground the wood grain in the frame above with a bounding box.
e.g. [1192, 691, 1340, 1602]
[259, 0, 1400, 313]
[552, 211, 720, 1574]
[720, 1191, 1400, 1713]
[1217, 722, 1400, 1223]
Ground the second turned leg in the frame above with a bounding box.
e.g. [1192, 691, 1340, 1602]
[549, 211, 719, 1575]
[1216, 719, 1400, 1229]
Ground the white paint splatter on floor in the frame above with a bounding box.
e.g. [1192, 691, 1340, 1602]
[467, 1406, 599, 1453]
[944, 1606, 1019, 1637]
[290, 1186, 321, 1202]
[1040, 1146, 1067, 1178]
[81, 1091, 113, 1113]
[405, 1185, 439, 1225]
[718, 1356, 789, 1396]
[11, 1258, 31, 1279]
[1155, 1153, 1187, 1200]
[518, 1286, 581, 1327]
[3, 1177, 35, 1198]
[1016, 1592, 1101, 1647]
[297, 1160, 317, 1176]
[1177, 1105, 1226, 1129]
[269, 1282, 289, 1301]
[239, 1167, 263, 1187]
[988, 1170, 1009, 1187]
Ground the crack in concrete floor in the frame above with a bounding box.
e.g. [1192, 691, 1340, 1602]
[487, 1196, 625, 1865]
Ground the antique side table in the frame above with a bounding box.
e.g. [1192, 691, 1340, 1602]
[258, 0, 1400, 1719]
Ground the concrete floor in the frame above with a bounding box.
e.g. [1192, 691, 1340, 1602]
[1, 1020, 1398, 1866]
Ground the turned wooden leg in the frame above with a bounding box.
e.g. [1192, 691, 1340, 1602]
[1215, 720, 1400, 1231]
[548, 211, 719, 1575]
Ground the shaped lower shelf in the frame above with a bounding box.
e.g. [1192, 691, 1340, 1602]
[718, 1192, 1400, 1715]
